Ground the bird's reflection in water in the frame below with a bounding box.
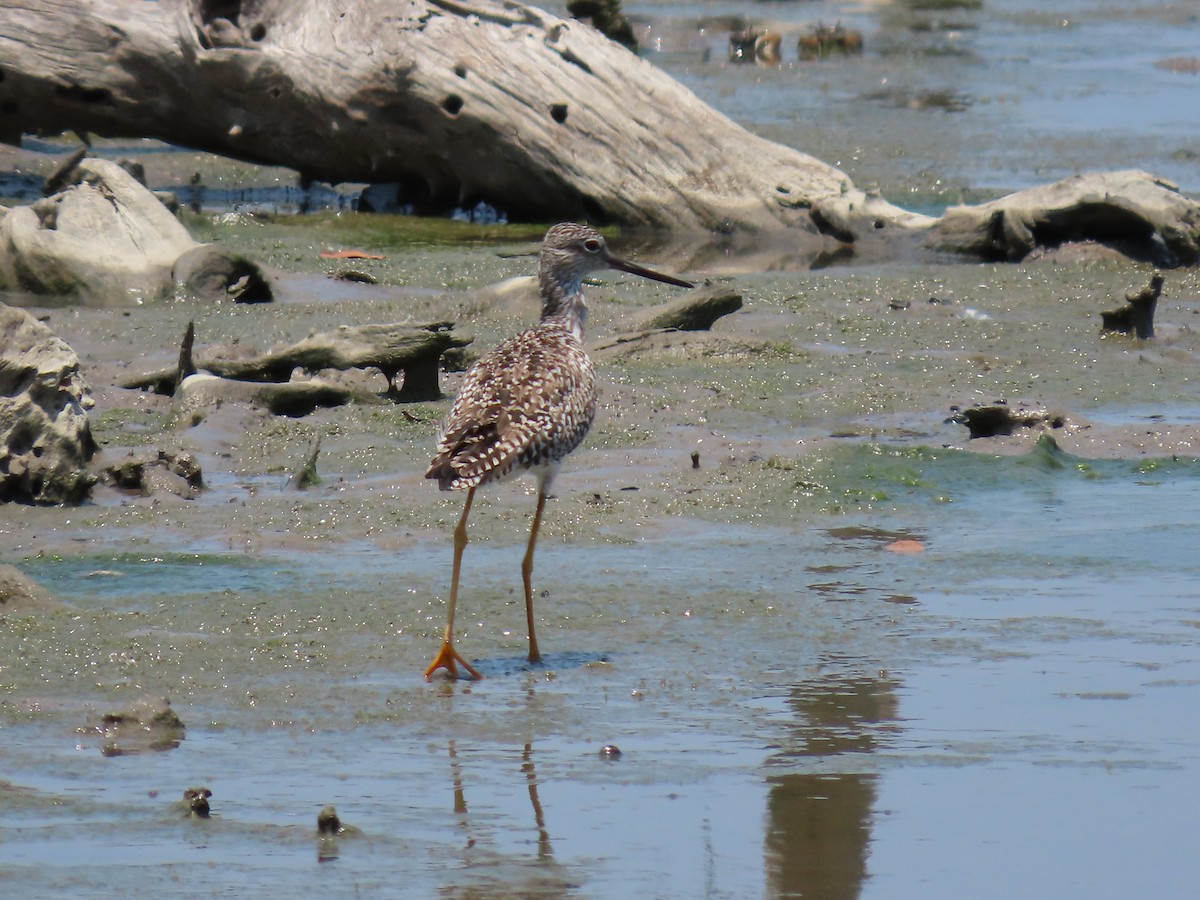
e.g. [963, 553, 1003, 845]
[521, 742, 553, 861]
[448, 739, 469, 818]
[765, 663, 901, 900]
[439, 738, 569, 895]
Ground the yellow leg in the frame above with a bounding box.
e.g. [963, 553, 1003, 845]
[521, 490, 548, 664]
[425, 487, 482, 680]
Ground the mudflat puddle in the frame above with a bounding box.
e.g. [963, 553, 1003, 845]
[4, 446, 1199, 897]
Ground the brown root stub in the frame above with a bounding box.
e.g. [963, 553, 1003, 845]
[729, 30, 781, 66]
[567, 0, 637, 50]
[1101, 272, 1163, 339]
[176, 320, 197, 393]
[317, 805, 342, 835]
[798, 22, 864, 60]
[183, 786, 213, 818]
[287, 434, 322, 490]
[950, 401, 1065, 439]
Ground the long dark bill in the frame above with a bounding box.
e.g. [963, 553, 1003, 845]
[606, 254, 694, 289]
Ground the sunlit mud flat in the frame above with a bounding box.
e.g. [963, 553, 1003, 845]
[4, 0, 1200, 894]
[4, 242, 1200, 895]
[3, 436, 1199, 897]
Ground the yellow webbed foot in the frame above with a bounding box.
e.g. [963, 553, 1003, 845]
[424, 640, 482, 681]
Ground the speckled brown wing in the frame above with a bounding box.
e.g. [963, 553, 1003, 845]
[426, 322, 597, 491]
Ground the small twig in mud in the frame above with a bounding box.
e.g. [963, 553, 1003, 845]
[174, 320, 196, 394]
[287, 434, 322, 490]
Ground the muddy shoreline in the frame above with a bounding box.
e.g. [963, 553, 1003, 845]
[4, 234, 1200, 565]
[3, 215, 1199, 900]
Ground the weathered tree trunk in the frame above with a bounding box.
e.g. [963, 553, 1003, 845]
[0, 0, 925, 243]
[2, 2, 1198, 263]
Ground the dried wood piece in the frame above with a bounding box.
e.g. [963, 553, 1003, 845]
[628, 285, 742, 332]
[125, 322, 473, 403]
[932, 172, 1200, 266]
[0, 0, 920, 240]
[177, 374, 353, 417]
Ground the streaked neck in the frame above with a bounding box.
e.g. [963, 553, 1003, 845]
[538, 270, 588, 340]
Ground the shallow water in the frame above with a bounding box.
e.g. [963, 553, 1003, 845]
[4, 0, 1200, 896]
[634, 0, 1200, 208]
[4, 449, 1200, 897]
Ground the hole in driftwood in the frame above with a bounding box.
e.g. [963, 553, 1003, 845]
[55, 84, 113, 105]
[442, 94, 464, 115]
[249, 23, 266, 41]
[454, 63, 468, 78]
[550, 103, 568, 124]
[581, 196, 605, 222]
[197, 0, 242, 25]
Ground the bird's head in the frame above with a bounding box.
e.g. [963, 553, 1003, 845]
[539, 223, 693, 297]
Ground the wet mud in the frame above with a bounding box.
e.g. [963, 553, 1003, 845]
[3, 219, 1199, 896]
[3, 0, 1200, 895]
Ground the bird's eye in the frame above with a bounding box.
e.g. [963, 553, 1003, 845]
[583, 238, 602, 253]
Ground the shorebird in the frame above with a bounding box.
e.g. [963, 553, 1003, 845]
[424, 222, 693, 679]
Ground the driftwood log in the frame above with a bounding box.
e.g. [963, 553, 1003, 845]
[930, 171, 1200, 266]
[0, 0, 923, 245]
[124, 321, 473, 402]
[176, 373, 354, 417]
[2, 3, 1198, 264]
[594, 284, 746, 356]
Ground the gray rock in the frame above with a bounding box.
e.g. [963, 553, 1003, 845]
[0, 303, 97, 504]
[172, 244, 273, 303]
[0, 158, 195, 303]
[0, 157, 270, 304]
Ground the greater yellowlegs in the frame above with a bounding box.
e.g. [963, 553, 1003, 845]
[424, 222, 693, 679]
